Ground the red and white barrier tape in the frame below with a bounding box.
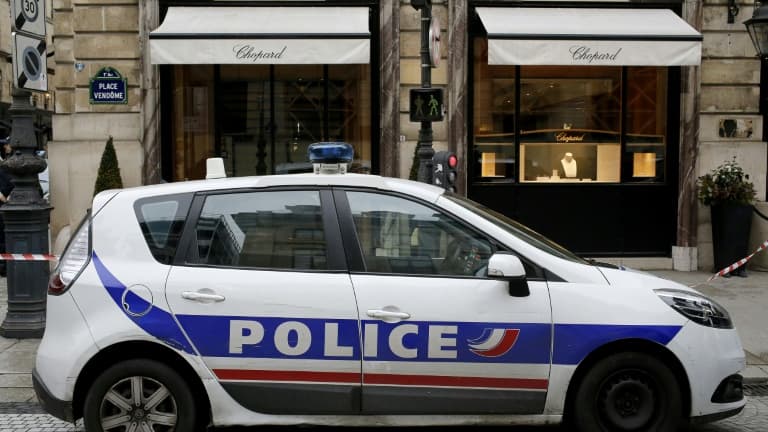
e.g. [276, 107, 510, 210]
[0, 253, 58, 262]
[708, 239, 768, 281]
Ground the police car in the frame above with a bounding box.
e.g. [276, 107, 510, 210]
[34, 143, 745, 432]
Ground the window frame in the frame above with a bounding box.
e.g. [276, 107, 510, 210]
[174, 186, 347, 273]
[133, 193, 194, 265]
[332, 187, 544, 280]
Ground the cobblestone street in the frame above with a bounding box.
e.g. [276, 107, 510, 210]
[0, 396, 766, 431]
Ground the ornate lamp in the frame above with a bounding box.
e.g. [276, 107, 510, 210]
[745, 1, 768, 56]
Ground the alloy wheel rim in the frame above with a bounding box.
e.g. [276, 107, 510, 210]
[99, 375, 178, 431]
[597, 369, 658, 431]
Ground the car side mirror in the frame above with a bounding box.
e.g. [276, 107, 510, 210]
[487, 253, 530, 297]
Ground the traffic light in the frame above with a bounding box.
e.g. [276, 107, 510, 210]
[433, 151, 458, 192]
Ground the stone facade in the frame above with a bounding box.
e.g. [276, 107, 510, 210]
[46, 0, 768, 270]
[48, 0, 143, 240]
[697, 0, 768, 270]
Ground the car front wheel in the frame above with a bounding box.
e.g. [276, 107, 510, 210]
[572, 351, 682, 432]
[83, 359, 198, 432]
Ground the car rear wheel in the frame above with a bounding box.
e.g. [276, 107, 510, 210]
[83, 359, 198, 432]
[572, 351, 682, 432]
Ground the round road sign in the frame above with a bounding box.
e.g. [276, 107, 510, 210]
[21, 0, 39, 23]
[429, 17, 441, 67]
[22, 47, 42, 81]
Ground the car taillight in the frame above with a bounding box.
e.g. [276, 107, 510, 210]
[48, 213, 91, 295]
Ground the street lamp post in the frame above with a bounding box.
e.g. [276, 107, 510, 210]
[412, 0, 435, 184]
[745, 1, 768, 201]
[0, 88, 52, 338]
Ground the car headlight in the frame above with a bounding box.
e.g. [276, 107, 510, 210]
[655, 289, 733, 329]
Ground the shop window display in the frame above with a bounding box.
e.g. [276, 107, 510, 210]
[472, 38, 667, 184]
[170, 64, 371, 181]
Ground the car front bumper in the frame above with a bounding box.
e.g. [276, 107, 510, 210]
[668, 321, 747, 420]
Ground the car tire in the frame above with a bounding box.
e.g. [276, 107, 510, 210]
[83, 358, 198, 432]
[571, 351, 682, 432]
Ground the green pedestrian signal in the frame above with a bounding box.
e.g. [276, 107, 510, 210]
[409, 88, 444, 122]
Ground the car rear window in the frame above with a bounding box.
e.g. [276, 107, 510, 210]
[134, 193, 192, 264]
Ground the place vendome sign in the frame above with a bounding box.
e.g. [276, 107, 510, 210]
[89, 67, 127, 104]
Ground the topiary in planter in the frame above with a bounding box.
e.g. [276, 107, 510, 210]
[93, 136, 123, 196]
[409, 142, 419, 181]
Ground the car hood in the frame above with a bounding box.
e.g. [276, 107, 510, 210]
[596, 265, 702, 295]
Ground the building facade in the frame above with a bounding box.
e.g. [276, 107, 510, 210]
[47, 0, 767, 270]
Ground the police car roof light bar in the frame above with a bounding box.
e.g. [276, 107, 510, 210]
[308, 142, 354, 175]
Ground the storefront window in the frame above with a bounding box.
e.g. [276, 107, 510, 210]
[171, 64, 371, 181]
[471, 38, 669, 185]
[520, 66, 622, 183]
[624, 67, 668, 182]
[171, 66, 215, 181]
[473, 38, 516, 180]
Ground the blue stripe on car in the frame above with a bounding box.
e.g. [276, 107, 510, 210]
[92, 253, 195, 354]
[552, 323, 682, 365]
[93, 256, 682, 365]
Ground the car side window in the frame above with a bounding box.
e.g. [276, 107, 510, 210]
[190, 190, 327, 270]
[346, 191, 493, 277]
[134, 194, 192, 265]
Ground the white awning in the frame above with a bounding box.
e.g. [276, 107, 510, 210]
[150, 7, 370, 64]
[476, 8, 702, 66]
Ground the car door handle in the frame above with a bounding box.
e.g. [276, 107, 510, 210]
[181, 291, 225, 303]
[366, 309, 411, 320]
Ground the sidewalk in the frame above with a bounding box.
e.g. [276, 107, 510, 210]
[0, 269, 767, 404]
[0, 277, 37, 404]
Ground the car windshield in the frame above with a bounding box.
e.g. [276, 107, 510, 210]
[444, 192, 588, 265]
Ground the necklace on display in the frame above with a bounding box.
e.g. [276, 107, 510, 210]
[561, 153, 577, 178]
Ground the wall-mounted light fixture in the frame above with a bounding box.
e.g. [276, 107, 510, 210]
[729, 0, 740, 23]
[746, 1, 768, 55]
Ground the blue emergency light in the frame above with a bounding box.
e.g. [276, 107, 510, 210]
[308, 142, 354, 174]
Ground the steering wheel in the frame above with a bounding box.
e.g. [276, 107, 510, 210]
[442, 240, 483, 276]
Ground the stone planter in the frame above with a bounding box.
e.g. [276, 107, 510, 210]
[711, 203, 753, 273]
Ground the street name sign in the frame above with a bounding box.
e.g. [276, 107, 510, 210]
[90, 67, 128, 104]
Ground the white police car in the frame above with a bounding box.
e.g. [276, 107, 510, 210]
[34, 143, 745, 432]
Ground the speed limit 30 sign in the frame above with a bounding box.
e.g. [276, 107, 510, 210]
[11, 0, 46, 37]
[11, 0, 47, 92]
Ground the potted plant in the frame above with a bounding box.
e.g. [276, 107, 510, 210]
[697, 158, 757, 276]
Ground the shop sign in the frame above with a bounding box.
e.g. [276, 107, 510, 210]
[409, 88, 444, 122]
[90, 67, 127, 104]
[233, 45, 287, 62]
[569, 46, 623, 64]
